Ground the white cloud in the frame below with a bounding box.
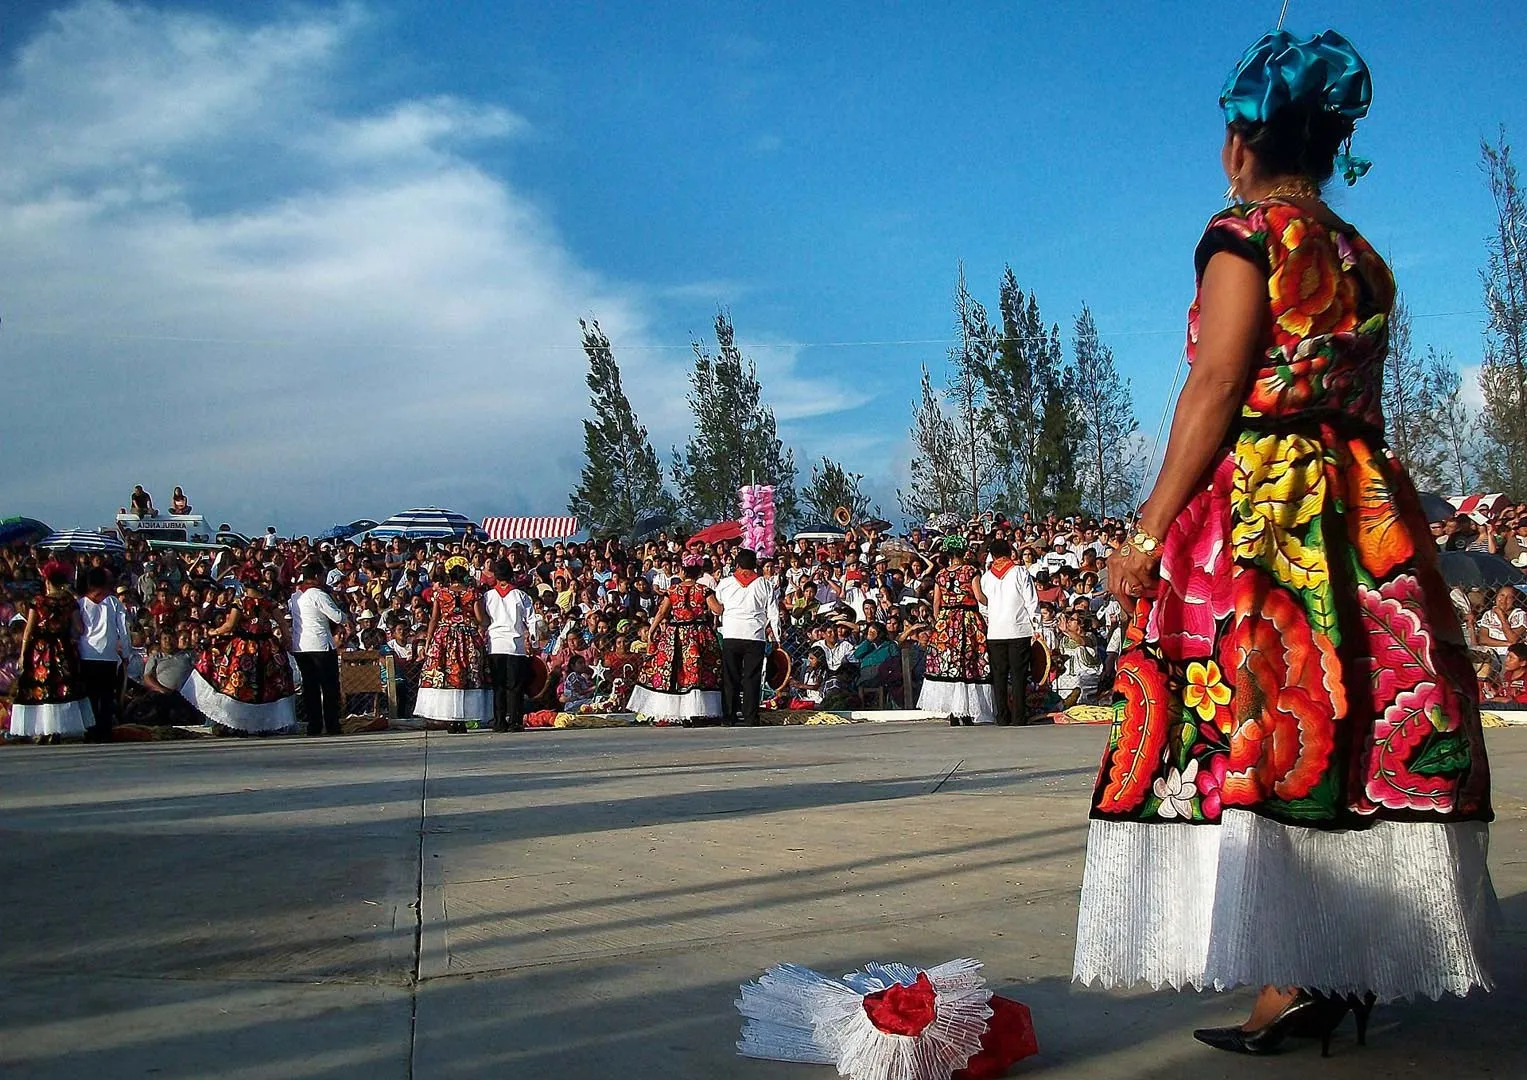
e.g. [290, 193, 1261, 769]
[0, 1, 838, 532]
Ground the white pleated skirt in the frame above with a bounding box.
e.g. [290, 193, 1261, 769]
[1072, 809, 1498, 1002]
[627, 685, 722, 720]
[181, 670, 297, 733]
[9, 699, 94, 738]
[413, 687, 492, 721]
[917, 678, 994, 723]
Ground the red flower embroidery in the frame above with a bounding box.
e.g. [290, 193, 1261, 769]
[1096, 650, 1173, 814]
[1219, 570, 1343, 804]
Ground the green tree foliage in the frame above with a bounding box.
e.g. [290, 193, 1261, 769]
[800, 457, 877, 526]
[948, 267, 1002, 515]
[671, 312, 798, 527]
[1382, 295, 1430, 475]
[979, 267, 1079, 517]
[1071, 304, 1143, 518]
[899, 365, 965, 521]
[567, 320, 676, 538]
[1419, 349, 1476, 495]
[1477, 131, 1527, 500]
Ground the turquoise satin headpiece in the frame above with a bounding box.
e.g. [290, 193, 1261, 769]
[1220, 29, 1373, 185]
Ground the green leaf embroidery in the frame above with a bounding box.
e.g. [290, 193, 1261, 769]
[1410, 732, 1470, 776]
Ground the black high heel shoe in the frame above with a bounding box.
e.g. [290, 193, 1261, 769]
[1193, 991, 1350, 1056]
[1296, 991, 1376, 1054]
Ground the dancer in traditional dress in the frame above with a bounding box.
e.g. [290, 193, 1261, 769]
[917, 536, 992, 725]
[629, 553, 722, 724]
[10, 561, 95, 743]
[1073, 29, 1495, 1055]
[414, 557, 491, 729]
[181, 575, 297, 734]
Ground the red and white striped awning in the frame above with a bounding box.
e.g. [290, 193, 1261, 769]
[480, 516, 579, 541]
[1448, 494, 1507, 518]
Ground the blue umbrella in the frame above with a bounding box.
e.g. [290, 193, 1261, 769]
[370, 507, 474, 540]
[0, 517, 51, 546]
[316, 518, 381, 541]
[38, 529, 126, 553]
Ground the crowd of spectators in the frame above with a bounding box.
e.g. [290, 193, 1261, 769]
[3, 488, 1527, 733]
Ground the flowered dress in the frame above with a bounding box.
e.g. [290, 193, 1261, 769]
[1074, 198, 1496, 1001]
[629, 582, 722, 720]
[9, 591, 94, 737]
[415, 586, 491, 721]
[917, 563, 993, 722]
[182, 595, 297, 733]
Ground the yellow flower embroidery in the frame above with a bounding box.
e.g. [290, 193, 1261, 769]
[1230, 432, 1329, 591]
[1182, 661, 1232, 724]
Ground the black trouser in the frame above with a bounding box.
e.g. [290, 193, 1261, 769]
[79, 659, 120, 740]
[489, 654, 530, 731]
[721, 638, 767, 726]
[294, 651, 342, 735]
[987, 637, 1031, 726]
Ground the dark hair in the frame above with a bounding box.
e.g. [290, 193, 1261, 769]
[735, 548, 758, 572]
[85, 567, 111, 590]
[681, 561, 703, 580]
[493, 558, 514, 581]
[1232, 101, 1354, 185]
[447, 563, 470, 584]
[988, 538, 1012, 559]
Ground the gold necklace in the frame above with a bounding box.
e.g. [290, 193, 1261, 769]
[1259, 177, 1321, 202]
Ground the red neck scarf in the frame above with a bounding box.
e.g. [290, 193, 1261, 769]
[989, 558, 1016, 579]
[494, 582, 517, 597]
[733, 569, 760, 587]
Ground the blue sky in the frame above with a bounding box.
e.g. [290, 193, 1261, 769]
[2, 0, 1524, 532]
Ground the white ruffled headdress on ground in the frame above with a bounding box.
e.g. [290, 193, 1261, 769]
[737, 958, 1037, 1080]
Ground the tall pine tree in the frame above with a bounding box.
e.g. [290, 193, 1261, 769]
[671, 312, 798, 527]
[801, 457, 877, 525]
[1477, 131, 1527, 499]
[567, 320, 676, 538]
[979, 267, 1078, 517]
[1381, 295, 1432, 477]
[949, 267, 1002, 516]
[899, 365, 965, 520]
[1419, 349, 1476, 494]
[1071, 305, 1143, 519]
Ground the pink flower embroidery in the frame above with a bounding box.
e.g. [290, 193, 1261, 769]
[1196, 752, 1229, 821]
[1357, 574, 1437, 707]
[1363, 680, 1455, 812]
[1148, 456, 1235, 661]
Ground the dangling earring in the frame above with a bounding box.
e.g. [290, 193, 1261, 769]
[1224, 174, 1241, 205]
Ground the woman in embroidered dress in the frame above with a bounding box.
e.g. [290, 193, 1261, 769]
[628, 554, 722, 724]
[917, 537, 993, 725]
[1072, 30, 1495, 1055]
[414, 558, 491, 729]
[182, 576, 296, 734]
[10, 561, 95, 743]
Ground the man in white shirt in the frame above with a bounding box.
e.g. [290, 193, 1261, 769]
[711, 548, 780, 726]
[289, 561, 348, 736]
[483, 559, 537, 732]
[78, 567, 130, 741]
[981, 539, 1040, 727]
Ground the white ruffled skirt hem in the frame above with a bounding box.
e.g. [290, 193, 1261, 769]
[917, 678, 994, 723]
[628, 685, 722, 720]
[1072, 809, 1498, 1002]
[413, 687, 492, 721]
[181, 671, 297, 733]
[9, 699, 94, 737]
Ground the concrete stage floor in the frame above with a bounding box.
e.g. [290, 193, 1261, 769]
[0, 723, 1522, 1079]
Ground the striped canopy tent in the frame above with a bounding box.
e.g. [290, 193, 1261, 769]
[480, 516, 579, 542]
[1448, 493, 1508, 519]
[370, 507, 475, 540]
[38, 529, 127, 553]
